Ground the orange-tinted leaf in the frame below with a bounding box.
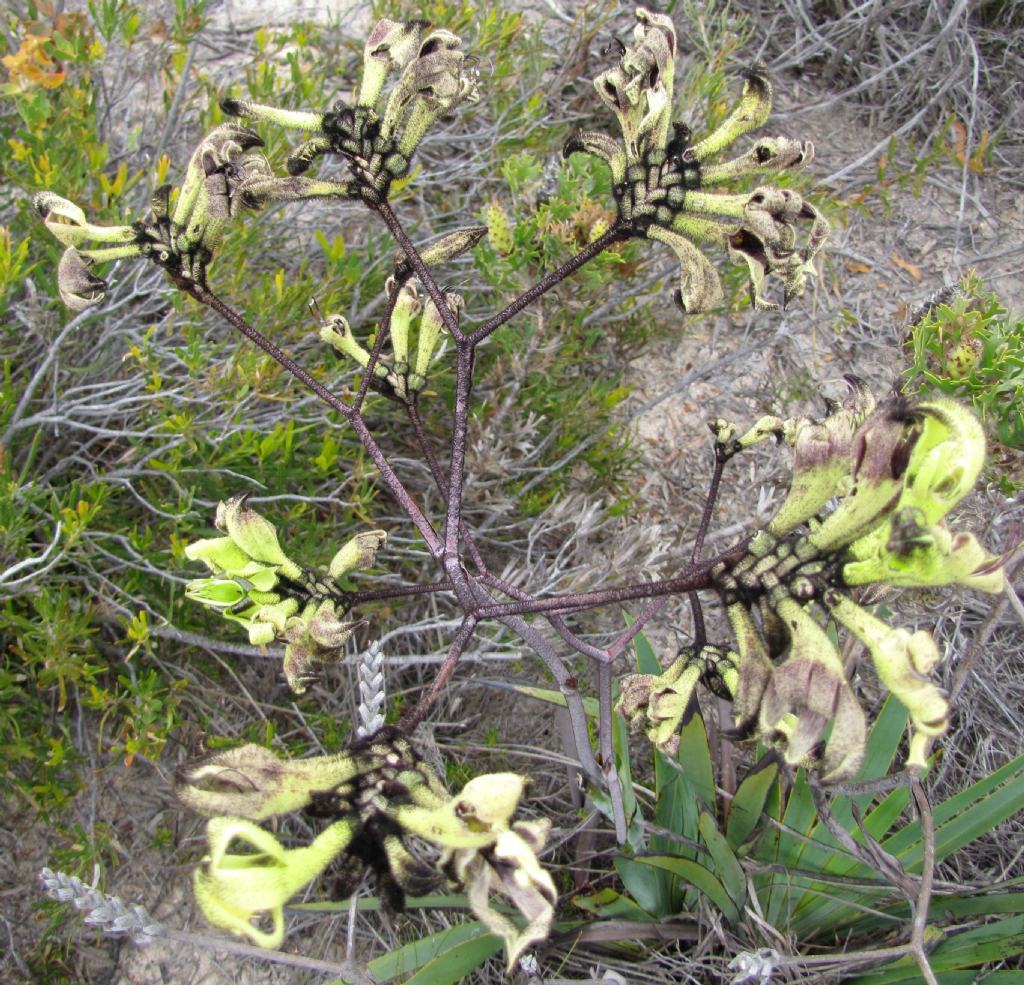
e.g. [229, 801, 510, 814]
[2, 34, 65, 89]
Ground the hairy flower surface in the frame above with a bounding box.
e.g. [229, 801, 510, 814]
[219, 20, 478, 206]
[178, 730, 554, 967]
[35, 124, 271, 304]
[184, 496, 385, 692]
[565, 6, 828, 311]
[629, 389, 1004, 778]
[319, 281, 464, 402]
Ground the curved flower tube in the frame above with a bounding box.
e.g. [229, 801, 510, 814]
[220, 21, 478, 205]
[179, 734, 556, 967]
[194, 816, 355, 948]
[628, 388, 1005, 782]
[564, 7, 828, 311]
[34, 124, 270, 306]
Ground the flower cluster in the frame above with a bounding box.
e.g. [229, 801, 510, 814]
[35, 124, 271, 305]
[33, 20, 478, 308]
[184, 495, 386, 693]
[320, 279, 465, 402]
[219, 19, 479, 206]
[619, 383, 1005, 778]
[177, 728, 555, 968]
[566, 7, 828, 312]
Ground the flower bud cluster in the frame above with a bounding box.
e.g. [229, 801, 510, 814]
[320, 281, 464, 402]
[35, 124, 271, 304]
[220, 19, 479, 206]
[623, 386, 1005, 780]
[565, 7, 828, 312]
[184, 495, 387, 693]
[177, 729, 555, 968]
[34, 22, 480, 309]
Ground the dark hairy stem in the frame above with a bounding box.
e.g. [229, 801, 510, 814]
[184, 281, 443, 556]
[375, 201, 465, 341]
[349, 580, 453, 604]
[443, 344, 474, 563]
[400, 615, 478, 732]
[408, 401, 614, 664]
[467, 224, 632, 345]
[472, 540, 750, 619]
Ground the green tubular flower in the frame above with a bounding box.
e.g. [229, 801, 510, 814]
[177, 743, 360, 820]
[700, 136, 814, 184]
[828, 594, 948, 770]
[179, 732, 554, 967]
[392, 226, 487, 277]
[221, 21, 476, 204]
[358, 19, 425, 109]
[593, 8, 676, 161]
[216, 495, 302, 579]
[412, 292, 462, 389]
[564, 8, 827, 312]
[458, 822, 557, 971]
[893, 398, 986, 526]
[767, 376, 876, 537]
[388, 282, 421, 375]
[844, 509, 1005, 594]
[647, 224, 723, 312]
[184, 497, 390, 692]
[726, 602, 775, 731]
[320, 313, 384, 376]
[395, 773, 556, 970]
[688, 70, 772, 162]
[390, 30, 480, 158]
[808, 399, 922, 555]
[617, 645, 738, 755]
[185, 538, 282, 592]
[617, 657, 702, 755]
[759, 594, 866, 780]
[35, 125, 269, 305]
[34, 191, 139, 249]
[396, 772, 526, 848]
[184, 577, 251, 610]
[320, 282, 461, 399]
[194, 816, 355, 948]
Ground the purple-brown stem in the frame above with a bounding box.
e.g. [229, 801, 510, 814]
[400, 615, 478, 732]
[375, 201, 465, 342]
[184, 281, 443, 557]
[472, 541, 749, 619]
[467, 225, 632, 345]
[408, 402, 612, 663]
[443, 343, 474, 564]
[349, 580, 454, 604]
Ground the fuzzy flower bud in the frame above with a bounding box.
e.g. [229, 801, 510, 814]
[329, 530, 388, 580]
[216, 495, 302, 578]
[358, 19, 425, 109]
[177, 743, 359, 820]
